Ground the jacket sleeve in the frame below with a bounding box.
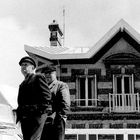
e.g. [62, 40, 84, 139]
[57, 82, 70, 116]
[36, 74, 52, 108]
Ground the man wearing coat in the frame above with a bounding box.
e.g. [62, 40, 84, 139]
[16, 56, 52, 140]
[40, 65, 70, 140]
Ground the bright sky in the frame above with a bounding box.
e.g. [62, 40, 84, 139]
[1, 0, 140, 89]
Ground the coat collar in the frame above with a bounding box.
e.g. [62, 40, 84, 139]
[49, 79, 57, 89]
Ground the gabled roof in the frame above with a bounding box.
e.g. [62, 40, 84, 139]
[25, 19, 140, 60]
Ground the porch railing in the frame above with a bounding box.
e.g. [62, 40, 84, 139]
[109, 93, 140, 112]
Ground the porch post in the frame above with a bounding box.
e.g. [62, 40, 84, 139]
[137, 93, 139, 112]
[109, 93, 112, 112]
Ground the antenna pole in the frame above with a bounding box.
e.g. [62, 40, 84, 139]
[63, 6, 65, 47]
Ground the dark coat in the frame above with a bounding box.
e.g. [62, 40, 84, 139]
[16, 73, 52, 140]
[17, 73, 52, 120]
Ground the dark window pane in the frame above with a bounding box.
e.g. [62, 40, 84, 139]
[88, 78, 92, 106]
[136, 135, 140, 140]
[61, 68, 67, 73]
[89, 134, 96, 140]
[116, 134, 123, 140]
[79, 78, 85, 106]
[88, 77, 96, 106]
[65, 134, 77, 140]
[124, 77, 130, 93]
[128, 134, 134, 140]
[117, 76, 122, 93]
[78, 134, 86, 140]
[88, 78, 92, 99]
[98, 134, 114, 140]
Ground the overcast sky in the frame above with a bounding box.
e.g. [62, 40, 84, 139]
[0, 0, 140, 89]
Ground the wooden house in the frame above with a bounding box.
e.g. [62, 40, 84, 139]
[25, 19, 140, 140]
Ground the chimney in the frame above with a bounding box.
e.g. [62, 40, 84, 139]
[48, 20, 63, 46]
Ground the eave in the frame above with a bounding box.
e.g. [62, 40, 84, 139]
[25, 19, 140, 62]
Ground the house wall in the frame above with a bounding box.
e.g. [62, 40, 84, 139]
[52, 38, 140, 130]
[57, 39, 140, 108]
[33, 37, 140, 130]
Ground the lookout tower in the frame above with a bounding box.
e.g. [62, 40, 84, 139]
[48, 20, 63, 46]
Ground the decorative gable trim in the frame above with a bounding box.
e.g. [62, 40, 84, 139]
[103, 53, 140, 65]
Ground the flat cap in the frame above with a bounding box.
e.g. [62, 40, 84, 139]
[41, 65, 56, 73]
[19, 56, 36, 68]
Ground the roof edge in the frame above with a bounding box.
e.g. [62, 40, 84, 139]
[24, 45, 89, 60]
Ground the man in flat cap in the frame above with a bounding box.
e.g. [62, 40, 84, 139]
[41, 65, 70, 140]
[19, 56, 36, 68]
[16, 56, 52, 140]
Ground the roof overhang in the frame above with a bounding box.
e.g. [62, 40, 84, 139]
[25, 19, 140, 61]
[25, 45, 89, 60]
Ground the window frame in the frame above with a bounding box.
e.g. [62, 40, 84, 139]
[76, 75, 97, 107]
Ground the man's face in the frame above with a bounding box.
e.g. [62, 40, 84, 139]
[20, 62, 35, 77]
[45, 71, 56, 84]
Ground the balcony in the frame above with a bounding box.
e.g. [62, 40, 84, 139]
[109, 93, 140, 113]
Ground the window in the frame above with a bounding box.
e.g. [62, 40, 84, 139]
[98, 134, 115, 140]
[116, 135, 123, 140]
[111, 74, 137, 112]
[64, 134, 86, 140]
[65, 134, 124, 140]
[65, 134, 77, 140]
[65, 129, 140, 140]
[113, 74, 134, 94]
[79, 135, 86, 140]
[76, 75, 97, 107]
[128, 134, 134, 140]
[89, 135, 96, 140]
[136, 135, 140, 140]
[61, 68, 68, 73]
[51, 31, 57, 37]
